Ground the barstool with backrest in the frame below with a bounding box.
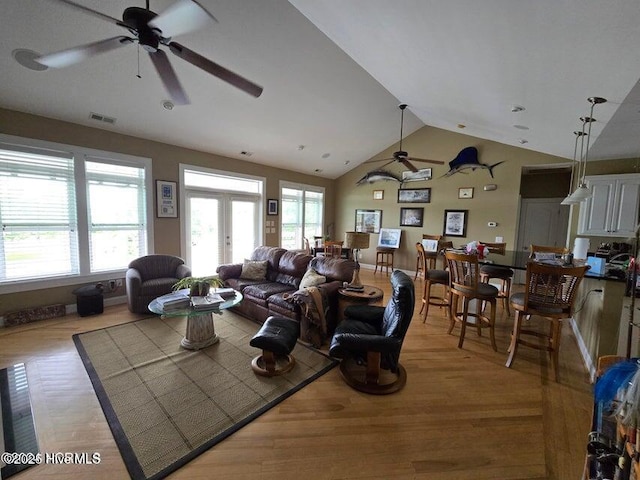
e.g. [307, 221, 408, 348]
[529, 244, 569, 257]
[505, 261, 588, 382]
[479, 242, 514, 316]
[416, 242, 449, 322]
[445, 250, 499, 350]
[420, 234, 442, 271]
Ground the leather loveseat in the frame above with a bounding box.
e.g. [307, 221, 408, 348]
[216, 246, 356, 345]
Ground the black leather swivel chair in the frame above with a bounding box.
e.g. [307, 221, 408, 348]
[329, 270, 415, 394]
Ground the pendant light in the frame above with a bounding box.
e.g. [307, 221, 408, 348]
[565, 96, 607, 203]
[561, 130, 586, 205]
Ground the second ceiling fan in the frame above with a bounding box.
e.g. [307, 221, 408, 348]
[364, 104, 444, 172]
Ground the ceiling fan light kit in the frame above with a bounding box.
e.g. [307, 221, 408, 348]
[34, 0, 263, 105]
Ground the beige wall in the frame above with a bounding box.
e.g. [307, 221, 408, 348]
[0, 108, 335, 314]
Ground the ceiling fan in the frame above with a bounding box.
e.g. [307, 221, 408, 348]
[35, 0, 263, 105]
[363, 104, 444, 172]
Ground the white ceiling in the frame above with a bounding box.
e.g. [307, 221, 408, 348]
[3, 0, 640, 179]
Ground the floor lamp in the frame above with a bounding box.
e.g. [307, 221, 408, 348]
[344, 232, 370, 288]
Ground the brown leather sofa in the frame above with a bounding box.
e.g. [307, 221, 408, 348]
[216, 246, 356, 344]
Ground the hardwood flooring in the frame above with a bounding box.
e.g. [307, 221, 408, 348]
[0, 269, 593, 479]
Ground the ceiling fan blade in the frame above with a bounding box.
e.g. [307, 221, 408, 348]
[149, 50, 190, 105]
[168, 42, 263, 97]
[400, 159, 419, 172]
[52, 0, 124, 26]
[374, 159, 396, 170]
[149, 0, 218, 39]
[406, 156, 445, 165]
[35, 36, 133, 68]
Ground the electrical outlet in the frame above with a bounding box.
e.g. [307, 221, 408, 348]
[115, 279, 123, 288]
[109, 280, 116, 291]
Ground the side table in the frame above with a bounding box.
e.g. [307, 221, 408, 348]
[338, 285, 384, 322]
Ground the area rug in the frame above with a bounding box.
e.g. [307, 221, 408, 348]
[72, 311, 338, 480]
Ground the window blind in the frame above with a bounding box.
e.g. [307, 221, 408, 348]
[0, 148, 78, 281]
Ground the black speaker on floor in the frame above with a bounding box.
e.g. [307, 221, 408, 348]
[73, 284, 104, 317]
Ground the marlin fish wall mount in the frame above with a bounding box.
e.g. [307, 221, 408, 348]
[356, 169, 403, 185]
[443, 146, 504, 178]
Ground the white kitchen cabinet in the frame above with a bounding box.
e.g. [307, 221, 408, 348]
[578, 173, 640, 237]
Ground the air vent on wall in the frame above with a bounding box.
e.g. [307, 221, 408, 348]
[89, 112, 116, 125]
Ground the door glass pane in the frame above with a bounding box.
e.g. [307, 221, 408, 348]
[304, 190, 323, 240]
[231, 200, 256, 263]
[189, 197, 221, 277]
[281, 188, 303, 249]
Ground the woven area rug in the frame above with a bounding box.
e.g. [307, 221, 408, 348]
[72, 311, 337, 480]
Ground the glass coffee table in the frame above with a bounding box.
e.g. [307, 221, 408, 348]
[148, 289, 243, 350]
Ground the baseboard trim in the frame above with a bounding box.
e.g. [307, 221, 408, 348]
[569, 317, 597, 382]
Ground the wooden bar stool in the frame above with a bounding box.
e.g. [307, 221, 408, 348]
[375, 247, 394, 275]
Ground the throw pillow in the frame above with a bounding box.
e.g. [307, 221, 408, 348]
[240, 259, 268, 281]
[299, 268, 326, 289]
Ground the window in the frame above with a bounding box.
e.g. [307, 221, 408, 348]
[280, 182, 324, 250]
[0, 135, 153, 291]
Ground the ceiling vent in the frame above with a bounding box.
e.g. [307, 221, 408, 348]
[89, 112, 116, 125]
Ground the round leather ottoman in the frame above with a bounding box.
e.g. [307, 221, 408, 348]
[249, 316, 300, 376]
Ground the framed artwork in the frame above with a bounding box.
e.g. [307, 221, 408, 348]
[378, 228, 401, 248]
[402, 168, 432, 182]
[267, 199, 278, 215]
[355, 209, 382, 233]
[400, 207, 424, 227]
[443, 209, 468, 237]
[397, 187, 431, 203]
[156, 180, 177, 218]
[458, 187, 474, 199]
[373, 190, 384, 200]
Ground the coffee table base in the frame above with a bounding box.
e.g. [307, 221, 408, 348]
[181, 312, 219, 350]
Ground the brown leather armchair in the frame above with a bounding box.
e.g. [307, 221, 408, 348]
[126, 254, 192, 313]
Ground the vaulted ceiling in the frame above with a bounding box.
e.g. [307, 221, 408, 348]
[3, 0, 640, 179]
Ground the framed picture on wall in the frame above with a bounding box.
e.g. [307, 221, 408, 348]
[443, 209, 468, 237]
[267, 199, 278, 215]
[355, 209, 382, 233]
[400, 207, 424, 227]
[397, 187, 431, 203]
[156, 180, 177, 218]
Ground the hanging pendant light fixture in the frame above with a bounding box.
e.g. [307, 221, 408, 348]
[561, 130, 586, 205]
[565, 96, 607, 203]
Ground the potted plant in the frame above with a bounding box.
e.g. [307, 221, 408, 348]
[172, 276, 223, 297]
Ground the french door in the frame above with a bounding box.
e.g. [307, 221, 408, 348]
[185, 192, 259, 276]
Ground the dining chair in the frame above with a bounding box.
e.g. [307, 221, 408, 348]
[479, 242, 514, 316]
[421, 234, 442, 270]
[414, 242, 426, 280]
[505, 261, 589, 382]
[417, 242, 449, 322]
[445, 250, 499, 350]
[322, 241, 343, 258]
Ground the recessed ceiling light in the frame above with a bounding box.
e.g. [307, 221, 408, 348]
[314, 168, 323, 173]
[513, 124, 529, 130]
[322, 153, 331, 159]
[298, 145, 305, 151]
[457, 124, 466, 129]
[518, 138, 529, 144]
[511, 105, 525, 113]
[12, 49, 48, 71]
[162, 100, 174, 110]
[240, 151, 253, 157]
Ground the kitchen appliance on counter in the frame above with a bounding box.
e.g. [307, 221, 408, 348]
[595, 242, 632, 261]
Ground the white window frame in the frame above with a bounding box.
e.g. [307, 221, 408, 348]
[179, 164, 265, 263]
[279, 180, 325, 250]
[0, 134, 153, 294]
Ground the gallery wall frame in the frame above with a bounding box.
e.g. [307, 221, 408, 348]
[156, 180, 177, 218]
[373, 190, 384, 200]
[400, 207, 424, 227]
[397, 187, 431, 203]
[267, 199, 278, 215]
[458, 187, 474, 199]
[402, 168, 432, 182]
[443, 209, 468, 237]
[355, 209, 382, 233]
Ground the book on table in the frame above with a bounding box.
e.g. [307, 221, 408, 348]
[211, 287, 236, 299]
[191, 294, 225, 311]
[156, 291, 190, 311]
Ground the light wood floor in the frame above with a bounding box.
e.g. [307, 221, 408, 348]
[0, 269, 593, 480]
